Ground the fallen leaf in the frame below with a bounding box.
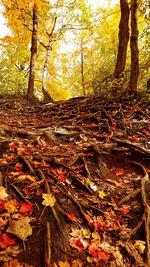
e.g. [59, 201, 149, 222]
[2, 259, 34, 267]
[17, 175, 37, 183]
[0, 186, 8, 200]
[92, 231, 100, 240]
[82, 228, 91, 239]
[17, 147, 25, 155]
[120, 206, 131, 215]
[0, 245, 20, 262]
[9, 142, 17, 151]
[15, 163, 23, 171]
[0, 233, 16, 249]
[42, 193, 56, 207]
[70, 238, 88, 252]
[98, 191, 106, 199]
[88, 240, 110, 260]
[65, 213, 79, 222]
[71, 259, 83, 267]
[19, 203, 33, 214]
[58, 261, 70, 267]
[7, 218, 32, 240]
[113, 249, 124, 266]
[134, 240, 145, 254]
[113, 169, 124, 176]
[4, 199, 18, 213]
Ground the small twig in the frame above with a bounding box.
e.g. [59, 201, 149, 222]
[117, 188, 140, 206]
[8, 182, 32, 204]
[21, 156, 36, 175]
[130, 213, 145, 237]
[45, 221, 51, 267]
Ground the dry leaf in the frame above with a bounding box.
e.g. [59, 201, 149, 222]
[92, 231, 100, 240]
[71, 259, 83, 267]
[134, 240, 145, 254]
[17, 175, 37, 183]
[98, 191, 106, 199]
[4, 199, 18, 213]
[42, 193, 56, 207]
[0, 186, 8, 200]
[7, 218, 32, 240]
[0, 245, 20, 262]
[58, 261, 70, 267]
[82, 228, 91, 239]
[2, 259, 34, 267]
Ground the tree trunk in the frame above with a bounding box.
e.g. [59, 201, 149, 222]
[129, 0, 139, 93]
[42, 40, 53, 102]
[42, 17, 57, 102]
[80, 38, 85, 96]
[114, 0, 130, 79]
[27, 2, 38, 99]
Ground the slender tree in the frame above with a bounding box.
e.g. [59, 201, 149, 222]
[80, 37, 85, 96]
[114, 0, 130, 80]
[129, 0, 139, 92]
[41, 17, 57, 102]
[27, 1, 38, 99]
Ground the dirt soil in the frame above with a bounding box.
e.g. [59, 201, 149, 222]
[0, 94, 150, 267]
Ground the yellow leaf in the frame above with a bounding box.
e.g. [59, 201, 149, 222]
[82, 228, 91, 239]
[17, 147, 25, 155]
[0, 186, 8, 200]
[98, 191, 106, 199]
[42, 193, 56, 207]
[71, 259, 83, 267]
[92, 231, 100, 240]
[7, 218, 32, 240]
[58, 261, 70, 267]
[4, 199, 18, 213]
[17, 175, 37, 183]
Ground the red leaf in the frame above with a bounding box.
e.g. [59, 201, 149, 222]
[0, 233, 16, 249]
[120, 206, 131, 215]
[23, 186, 30, 195]
[9, 142, 17, 151]
[70, 238, 88, 251]
[65, 212, 79, 222]
[0, 200, 5, 210]
[52, 188, 60, 193]
[88, 240, 110, 260]
[113, 169, 124, 176]
[36, 188, 43, 196]
[19, 203, 33, 214]
[15, 163, 23, 171]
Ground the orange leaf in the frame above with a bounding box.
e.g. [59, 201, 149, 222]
[65, 213, 79, 222]
[15, 163, 23, 171]
[113, 169, 124, 176]
[4, 199, 18, 213]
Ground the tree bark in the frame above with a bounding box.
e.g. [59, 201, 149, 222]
[114, 0, 130, 79]
[42, 17, 57, 102]
[129, 0, 139, 93]
[27, 1, 38, 99]
[80, 38, 85, 96]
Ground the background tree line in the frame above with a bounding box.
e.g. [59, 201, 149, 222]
[0, 0, 149, 101]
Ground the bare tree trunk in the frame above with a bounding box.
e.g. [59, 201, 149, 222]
[27, 2, 38, 99]
[42, 17, 57, 102]
[114, 0, 130, 79]
[80, 38, 85, 96]
[129, 0, 139, 93]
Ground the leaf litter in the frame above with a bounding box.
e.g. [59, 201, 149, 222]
[0, 94, 149, 266]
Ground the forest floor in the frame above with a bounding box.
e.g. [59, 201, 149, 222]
[0, 94, 150, 267]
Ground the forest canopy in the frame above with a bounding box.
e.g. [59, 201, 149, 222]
[0, 0, 149, 101]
